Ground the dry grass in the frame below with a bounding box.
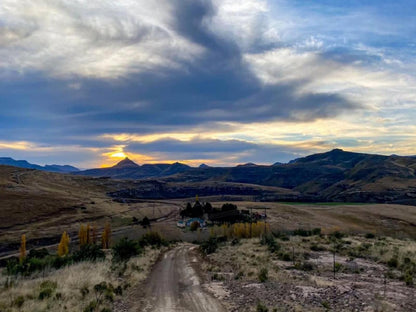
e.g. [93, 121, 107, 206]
[203, 235, 416, 312]
[0, 248, 161, 312]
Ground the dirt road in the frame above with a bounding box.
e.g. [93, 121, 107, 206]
[139, 244, 226, 312]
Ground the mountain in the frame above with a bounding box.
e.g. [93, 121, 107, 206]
[0, 157, 79, 173]
[160, 149, 416, 204]
[75, 158, 191, 179]
[74, 149, 416, 204]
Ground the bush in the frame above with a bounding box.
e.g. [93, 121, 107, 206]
[190, 221, 200, 232]
[387, 257, 398, 268]
[221, 203, 238, 212]
[83, 300, 98, 312]
[260, 235, 280, 253]
[28, 248, 49, 259]
[365, 233, 375, 239]
[38, 280, 57, 300]
[73, 244, 105, 262]
[200, 237, 218, 255]
[258, 268, 268, 282]
[13, 296, 24, 307]
[139, 231, 165, 247]
[295, 261, 315, 271]
[310, 244, 326, 252]
[403, 271, 414, 286]
[112, 238, 141, 262]
[334, 262, 343, 272]
[142, 216, 150, 228]
[257, 301, 269, 312]
[312, 228, 322, 235]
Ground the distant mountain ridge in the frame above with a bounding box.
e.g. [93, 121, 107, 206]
[74, 158, 191, 179]
[0, 157, 79, 173]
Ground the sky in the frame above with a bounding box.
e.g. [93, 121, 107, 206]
[0, 0, 415, 168]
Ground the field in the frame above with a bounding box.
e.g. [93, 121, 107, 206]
[201, 235, 416, 311]
[1, 165, 416, 311]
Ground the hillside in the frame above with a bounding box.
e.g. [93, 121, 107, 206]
[0, 157, 79, 173]
[161, 149, 416, 204]
[73, 149, 416, 204]
[75, 158, 191, 179]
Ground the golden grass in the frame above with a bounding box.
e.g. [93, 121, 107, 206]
[0, 248, 161, 312]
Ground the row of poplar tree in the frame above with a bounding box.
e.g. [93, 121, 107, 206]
[18, 223, 112, 263]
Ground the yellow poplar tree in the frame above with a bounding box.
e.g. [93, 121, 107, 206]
[58, 231, 70, 257]
[79, 224, 88, 246]
[19, 234, 26, 263]
[101, 222, 111, 249]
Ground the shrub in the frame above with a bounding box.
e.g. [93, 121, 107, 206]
[190, 221, 200, 232]
[73, 244, 105, 262]
[312, 228, 322, 235]
[310, 244, 326, 252]
[295, 261, 315, 271]
[83, 300, 98, 312]
[200, 237, 218, 255]
[257, 301, 269, 312]
[13, 296, 24, 307]
[403, 271, 414, 286]
[28, 248, 49, 259]
[278, 253, 292, 262]
[142, 216, 150, 228]
[258, 268, 268, 282]
[365, 233, 375, 239]
[387, 257, 398, 268]
[80, 286, 89, 298]
[112, 238, 141, 262]
[260, 235, 280, 253]
[38, 280, 57, 300]
[139, 231, 165, 247]
[334, 262, 343, 272]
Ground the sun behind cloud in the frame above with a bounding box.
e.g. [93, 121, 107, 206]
[110, 152, 127, 158]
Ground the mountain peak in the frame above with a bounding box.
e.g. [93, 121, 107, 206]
[113, 157, 139, 168]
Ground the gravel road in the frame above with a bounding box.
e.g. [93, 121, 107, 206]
[139, 244, 225, 312]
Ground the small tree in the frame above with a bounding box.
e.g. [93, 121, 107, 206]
[102, 223, 111, 249]
[19, 234, 26, 263]
[190, 221, 200, 231]
[79, 224, 88, 247]
[58, 231, 70, 257]
[142, 216, 150, 228]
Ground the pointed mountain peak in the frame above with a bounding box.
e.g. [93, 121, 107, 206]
[113, 157, 139, 168]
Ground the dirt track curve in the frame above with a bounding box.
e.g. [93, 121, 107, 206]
[139, 244, 226, 312]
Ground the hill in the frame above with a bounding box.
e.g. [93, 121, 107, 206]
[0, 157, 79, 173]
[73, 149, 416, 204]
[75, 158, 191, 179]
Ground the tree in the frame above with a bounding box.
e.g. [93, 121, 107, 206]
[79, 224, 88, 247]
[19, 234, 26, 263]
[142, 216, 150, 228]
[221, 203, 238, 212]
[58, 231, 70, 257]
[102, 223, 111, 249]
[192, 201, 204, 218]
[203, 202, 213, 213]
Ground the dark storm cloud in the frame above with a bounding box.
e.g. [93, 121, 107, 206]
[125, 138, 305, 164]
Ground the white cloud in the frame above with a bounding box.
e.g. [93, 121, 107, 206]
[0, 0, 204, 79]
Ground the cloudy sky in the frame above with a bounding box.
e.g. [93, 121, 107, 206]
[1, 0, 415, 168]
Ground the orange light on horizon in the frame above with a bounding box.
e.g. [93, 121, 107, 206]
[110, 152, 127, 158]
